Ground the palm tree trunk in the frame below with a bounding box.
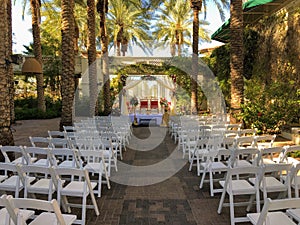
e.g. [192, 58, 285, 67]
[230, 0, 244, 123]
[0, 0, 14, 147]
[7, 0, 14, 124]
[87, 0, 98, 117]
[60, 0, 75, 130]
[97, 0, 111, 115]
[190, 0, 202, 115]
[30, 0, 46, 112]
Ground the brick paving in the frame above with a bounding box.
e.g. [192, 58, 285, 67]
[12, 119, 293, 225]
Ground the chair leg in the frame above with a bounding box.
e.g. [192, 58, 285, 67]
[90, 190, 100, 216]
[217, 188, 226, 214]
[209, 171, 214, 197]
[82, 195, 87, 225]
[199, 168, 207, 189]
[229, 194, 235, 225]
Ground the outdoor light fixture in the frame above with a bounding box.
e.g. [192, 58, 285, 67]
[21, 57, 42, 74]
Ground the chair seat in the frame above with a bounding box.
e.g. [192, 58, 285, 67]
[58, 160, 75, 168]
[61, 181, 97, 196]
[33, 159, 49, 167]
[234, 160, 253, 168]
[0, 176, 35, 190]
[84, 163, 104, 173]
[220, 180, 256, 195]
[247, 211, 296, 225]
[263, 177, 287, 192]
[261, 158, 277, 164]
[201, 162, 228, 171]
[287, 208, 300, 222]
[28, 178, 56, 193]
[0, 208, 34, 225]
[29, 212, 77, 225]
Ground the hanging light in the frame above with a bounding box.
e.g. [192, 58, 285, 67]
[21, 57, 42, 74]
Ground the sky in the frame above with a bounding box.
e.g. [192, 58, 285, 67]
[11, 1, 229, 56]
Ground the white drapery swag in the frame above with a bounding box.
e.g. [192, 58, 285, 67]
[120, 76, 176, 115]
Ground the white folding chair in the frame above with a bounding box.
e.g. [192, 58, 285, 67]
[16, 164, 55, 201]
[22, 147, 52, 167]
[289, 163, 300, 198]
[254, 134, 276, 149]
[258, 146, 285, 165]
[249, 163, 293, 201]
[78, 150, 111, 197]
[217, 166, 261, 225]
[0, 163, 35, 198]
[49, 138, 70, 149]
[281, 145, 300, 165]
[48, 130, 65, 138]
[29, 136, 51, 148]
[0, 146, 29, 165]
[229, 147, 260, 169]
[188, 138, 208, 175]
[199, 147, 231, 196]
[247, 197, 300, 225]
[49, 167, 99, 225]
[0, 194, 34, 225]
[7, 196, 76, 225]
[50, 148, 80, 169]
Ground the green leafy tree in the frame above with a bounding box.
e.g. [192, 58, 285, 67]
[153, 0, 209, 56]
[108, 0, 152, 56]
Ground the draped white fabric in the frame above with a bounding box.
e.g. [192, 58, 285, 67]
[120, 75, 177, 115]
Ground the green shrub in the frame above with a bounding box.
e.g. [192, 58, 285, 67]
[14, 96, 61, 120]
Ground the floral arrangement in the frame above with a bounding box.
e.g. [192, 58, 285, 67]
[130, 96, 139, 106]
[160, 97, 168, 107]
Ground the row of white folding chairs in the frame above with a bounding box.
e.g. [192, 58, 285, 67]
[187, 133, 276, 166]
[0, 145, 110, 198]
[216, 164, 298, 225]
[196, 144, 300, 197]
[71, 126, 127, 160]
[0, 163, 100, 225]
[0, 194, 77, 225]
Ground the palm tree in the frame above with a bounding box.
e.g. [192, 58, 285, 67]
[108, 0, 152, 56]
[229, 0, 244, 123]
[189, 0, 229, 114]
[153, 0, 209, 56]
[60, 0, 76, 129]
[190, 0, 201, 114]
[87, 0, 98, 116]
[29, 0, 46, 112]
[97, 0, 111, 115]
[0, 0, 14, 146]
[21, 0, 46, 112]
[8, 0, 14, 123]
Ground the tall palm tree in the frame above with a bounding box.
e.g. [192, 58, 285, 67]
[21, 0, 46, 112]
[189, 0, 229, 114]
[60, 0, 76, 129]
[108, 0, 152, 56]
[87, 0, 97, 116]
[153, 0, 209, 56]
[8, 0, 14, 123]
[190, 0, 201, 114]
[0, 0, 14, 146]
[29, 0, 46, 112]
[97, 0, 111, 115]
[230, 0, 243, 123]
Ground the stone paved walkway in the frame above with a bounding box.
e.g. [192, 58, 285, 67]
[11, 118, 292, 225]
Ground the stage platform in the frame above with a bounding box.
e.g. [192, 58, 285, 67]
[129, 113, 162, 126]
